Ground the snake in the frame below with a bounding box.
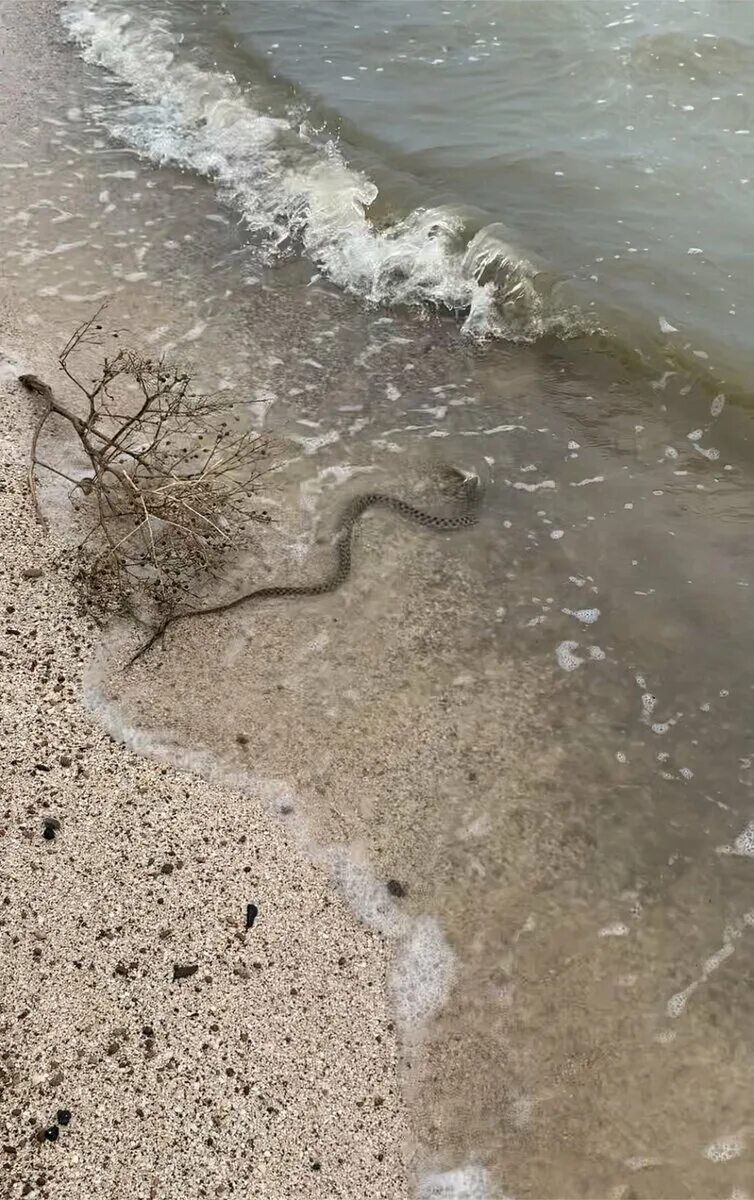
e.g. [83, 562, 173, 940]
[129, 466, 482, 663]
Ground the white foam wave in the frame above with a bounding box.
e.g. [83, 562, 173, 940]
[60, 0, 589, 342]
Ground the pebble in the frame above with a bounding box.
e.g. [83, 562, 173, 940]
[172, 963, 199, 981]
[42, 818, 59, 841]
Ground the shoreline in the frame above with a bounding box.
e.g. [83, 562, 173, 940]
[7, 0, 754, 1195]
[0, 321, 411, 1195]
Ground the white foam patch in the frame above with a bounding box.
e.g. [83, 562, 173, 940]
[666, 981, 698, 1018]
[556, 640, 583, 671]
[599, 922, 629, 937]
[703, 1134, 745, 1163]
[563, 607, 600, 624]
[664, 912, 754, 1021]
[290, 429, 341, 455]
[641, 693, 657, 719]
[389, 917, 457, 1035]
[625, 1156, 664, 1172]
[60, 0, 592, 344]
[717, 819, 754, 857]
[419, 1165, 493, 1200]
[510, 479, 556, 492]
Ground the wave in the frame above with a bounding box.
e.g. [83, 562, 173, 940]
[60, 0, 594, 343]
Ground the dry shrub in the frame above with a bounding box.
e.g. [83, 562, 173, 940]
[20, 308, 274, 626]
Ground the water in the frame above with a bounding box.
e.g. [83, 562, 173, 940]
[5, 0, 754, 1196]
[61, 0, 754, 402]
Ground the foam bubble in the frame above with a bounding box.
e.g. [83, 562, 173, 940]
[556, 641, 583, 671]
[641, 691, 657, 712]
[419, 1165, 492, 1200]
[703, 1134, 744, 1163]
[666, 982, 697, 1018]
[718, 819, 754, 857]
[389, 916, 456, 1034]
[563, 607, 600, 624]
[625, 1156, 664, 1171]
[511, 479, 557, 492]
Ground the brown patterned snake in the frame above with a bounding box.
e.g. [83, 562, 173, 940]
[129, 466, 483, 664]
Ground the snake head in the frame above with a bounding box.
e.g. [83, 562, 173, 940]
[438, 464, 481, 500]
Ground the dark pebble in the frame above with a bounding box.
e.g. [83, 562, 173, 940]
[56, 1110, 71, 1127]
[245, 903, 258, 931]
[310, 1162, 321, 1172]
[43, 1126, 59, 1143]
[386, 879, 407, 898]
[172, 963, 199, 981]
[42, 820, 59, 842]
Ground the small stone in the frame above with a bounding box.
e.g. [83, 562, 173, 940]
[235, 733, 249, 746]
[21, 567, 44, 580]
[42, 819, 59, 842]
[59, 755, 72, 768]
[245, 903, 258, 930]
[386, 879, 406, 898]
[172, 963, 199, 981]
[56, 1110, 71, 1127]
[160, 863, 174, 875]
[43, 1126, 59, 1143]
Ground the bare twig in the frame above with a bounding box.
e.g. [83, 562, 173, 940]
[19, 320, 274, 642]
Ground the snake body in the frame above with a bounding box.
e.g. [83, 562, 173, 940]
[130, 469, 482, 662]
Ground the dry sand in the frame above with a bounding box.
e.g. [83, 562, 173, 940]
[0, 315, 410, 1198]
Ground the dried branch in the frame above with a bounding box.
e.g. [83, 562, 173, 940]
[20, 317, 275, 641]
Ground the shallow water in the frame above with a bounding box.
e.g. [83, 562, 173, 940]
[4, 0, 754, 1196]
